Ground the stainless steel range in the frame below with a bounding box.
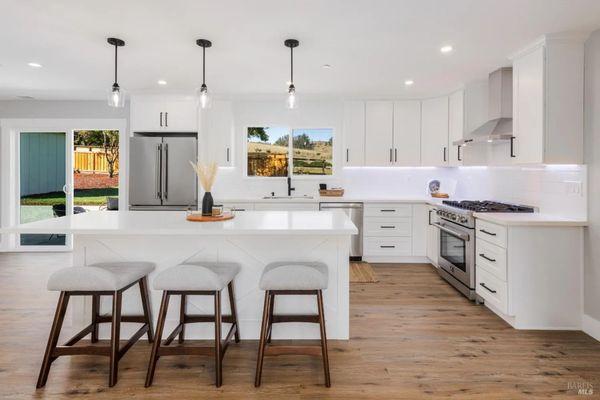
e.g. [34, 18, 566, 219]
[432, 200, 534, 300]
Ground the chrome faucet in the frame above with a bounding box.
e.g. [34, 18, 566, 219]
[287, 176, 295, 196]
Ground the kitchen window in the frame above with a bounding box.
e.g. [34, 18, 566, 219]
[247, 127, 333, 177]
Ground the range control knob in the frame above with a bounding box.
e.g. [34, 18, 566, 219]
[450, 214, 457, 221]
[459, 216, 468, 224]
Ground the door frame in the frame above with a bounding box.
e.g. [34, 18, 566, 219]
[0, 118, 127, 252]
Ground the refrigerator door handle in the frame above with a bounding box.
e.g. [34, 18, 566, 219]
[155, 144, 162, 199]
[163, 143, 169, 200]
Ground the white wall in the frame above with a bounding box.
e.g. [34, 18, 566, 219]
[0, 100, 128, 119]
[584, 30, 600, 323]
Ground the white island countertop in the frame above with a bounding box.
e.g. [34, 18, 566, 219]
[2, 210, 358, 236]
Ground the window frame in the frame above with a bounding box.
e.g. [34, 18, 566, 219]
[244, 125, 336, 180]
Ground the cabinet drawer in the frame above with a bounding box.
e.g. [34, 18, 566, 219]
[364, 237, 412, 256]
[476, 219, 507, 248]
[364, 217, 411, 237]
[364, 203, 411, 217]
[476, 239, 507, 281]
[222, 203, 254, 212]
[476, 266, 508, 315]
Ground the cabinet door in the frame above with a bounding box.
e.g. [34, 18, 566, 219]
[426, 206, 439, 266]
[393, 101, 421, 166]
[130, 98, 165, 132]
[162, 99, 198, 132]
[342, 101, 365, 166]
[203, 100, 234, 166]
[365, 101, 393, 166]
[421, 97, 449, 166]
[448, 90, 464, 166]
[512, 46, 545, 164]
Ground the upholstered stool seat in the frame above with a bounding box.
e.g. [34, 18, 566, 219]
[37, 262, 155, 388]
[146, 262, 241, 388]
[47, 262, 155, 291]
[153, 262, 240, 291]
[255, 261, 331, 387]
[259, 261, 328, 290]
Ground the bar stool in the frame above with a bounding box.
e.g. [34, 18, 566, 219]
[255, 261, 331, 387]
[145, 262, 241, 388]
[36, 261, 155, 388]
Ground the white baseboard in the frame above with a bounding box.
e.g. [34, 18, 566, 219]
[582, 314, 600, 342]
[363, 256, 430, 264]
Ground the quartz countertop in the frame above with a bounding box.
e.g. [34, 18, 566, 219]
[217, 196, 437, 204]
[473, 212, 588, 227]
[1, 210, 358, 236]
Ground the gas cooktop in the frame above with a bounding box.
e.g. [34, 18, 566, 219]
[442, 200, 535, 213]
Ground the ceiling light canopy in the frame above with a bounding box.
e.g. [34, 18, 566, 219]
[440, 45, 453, 54]
[107, 37, 125, 108]
[196, 39, 212, 109]
[284, 39, 299, 110]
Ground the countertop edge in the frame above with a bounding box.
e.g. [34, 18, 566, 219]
[473, 213, 588, 227]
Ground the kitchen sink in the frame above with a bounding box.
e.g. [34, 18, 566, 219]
[262, 195, 314, 199]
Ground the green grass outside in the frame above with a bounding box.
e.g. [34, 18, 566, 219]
[21, 188, 118, 206]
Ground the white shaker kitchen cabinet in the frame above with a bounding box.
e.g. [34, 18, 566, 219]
[130, 95, 198, 132]
[448, 90, 464, 166]
[393, 101, 421, 166]
[510, 33, 585, 164]
[421, 96, 449, 166]
[342, 101, 366, 166]
[425, 205, 439, 266]
[365, 101, 394, 166]
[201, 100, 234, 167]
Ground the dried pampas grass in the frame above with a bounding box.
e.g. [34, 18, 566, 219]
[190, 161, 218, 192]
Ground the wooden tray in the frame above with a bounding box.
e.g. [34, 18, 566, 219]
[430, 192, 449, 198]
[319, 189, 345, 197]
[186, 212, 235, 222]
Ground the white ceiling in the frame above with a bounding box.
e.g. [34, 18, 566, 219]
[1, 0, 600, 101]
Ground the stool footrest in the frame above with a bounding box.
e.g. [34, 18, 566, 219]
[264, 345, 322, 357]
[97, 315, 147, 324]
[53, 345, 111, 357]
[184, 314, 235, 324]
[272, 314, 320, 323]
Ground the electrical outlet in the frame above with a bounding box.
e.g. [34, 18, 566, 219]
[565, 181, 583, 196]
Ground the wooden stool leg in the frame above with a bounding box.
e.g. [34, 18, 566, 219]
[145, 291, 170, 387]
[317, 290, 331, 387]
[36, 292, 70, 388]
[139, 277, 154, 343]
[109, 291, 122, 387]
[214, 291, 223, 387]
[227, 282, 240, 343]
[91, 294, 100, 343]
[266, 292, 275, 343]
[179, 294, 186, 344]
[254, 290, 271, 387]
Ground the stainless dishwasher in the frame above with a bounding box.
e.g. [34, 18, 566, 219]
[319, 202, 363, 260]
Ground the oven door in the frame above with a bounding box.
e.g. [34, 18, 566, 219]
[433, 221, 474, 288]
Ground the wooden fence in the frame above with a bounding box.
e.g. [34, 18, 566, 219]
[74, 149, 119, 174]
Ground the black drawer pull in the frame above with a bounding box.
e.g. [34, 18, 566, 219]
[479, 229, 497, 236]
[380, 209, 396, 212]
[380, 226, 396, 229]
[380, 245, 396, 248]
[480, 283, 497, 294]
[233, 208, 245, 211]
[479, 253, 496, 262]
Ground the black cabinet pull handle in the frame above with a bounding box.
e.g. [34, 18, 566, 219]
[165, 112, 168, 127]
[160, 112, 163, 127]
[510, 136, 516, 158]
[458, 145, 462, 161]
[380, 245, 395, 248]
[380, 209, 396, 212]
[443, 147, 447, 162]
[394, 148, 397, 162]
[380, 226, 396, 229]
[389, 148, 393, 162]
[480, 282, 497, 294]
[479, 253, 496, 262]
[226, 147, 230, 162]
[428, 210, 433, 225]
[479, 229, 497, 236]
[346, 148, 349, 162]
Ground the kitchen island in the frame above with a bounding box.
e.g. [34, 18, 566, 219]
[5, 210, 357, 340]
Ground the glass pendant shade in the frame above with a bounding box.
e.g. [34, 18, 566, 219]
[108, 83, 125, 108]
[286, 84, 297, 109]
[197, 84, 211, 109]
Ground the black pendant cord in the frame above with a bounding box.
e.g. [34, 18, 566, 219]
[113, 44, 118, 86]
[290, 46, 294, 85]
[202, 46, 206, 86]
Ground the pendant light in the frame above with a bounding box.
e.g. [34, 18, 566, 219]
[196, 39, 212, 109]
[107, 37, 125, 108]
[284, 39, 299, 109]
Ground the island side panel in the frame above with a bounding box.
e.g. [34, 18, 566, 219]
[74, 233, 350, 340]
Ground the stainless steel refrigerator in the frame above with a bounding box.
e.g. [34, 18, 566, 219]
[129, 135, 197, 210]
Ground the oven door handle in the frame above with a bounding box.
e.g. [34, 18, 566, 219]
[432, 222, 470, 241]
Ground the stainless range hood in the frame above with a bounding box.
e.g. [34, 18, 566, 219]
[454, 67, 513, 146]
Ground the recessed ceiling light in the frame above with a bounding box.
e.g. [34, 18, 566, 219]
[404, 80, 414, 86]
[440, 45, 453, 54]
[28, 62, 43, 68]
[157, 80, 167, 85]
[322, 64, 332, 69]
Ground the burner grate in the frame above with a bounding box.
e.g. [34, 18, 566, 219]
[442, 200, 534, 213]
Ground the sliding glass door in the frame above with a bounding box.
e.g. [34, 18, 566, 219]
[18, 131, 71, 249]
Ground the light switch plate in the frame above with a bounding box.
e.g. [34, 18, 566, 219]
[565, 181, 583, 196]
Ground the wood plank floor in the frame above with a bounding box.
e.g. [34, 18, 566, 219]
[1, 253, 599, 399]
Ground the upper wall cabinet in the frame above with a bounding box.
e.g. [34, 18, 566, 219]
[130, 95, 198, 132]
[421, 96, 449, 166]
[342, 101, 366, 166]
[448, 90, 464, 166]
[510, 33, 585, 164]
[365, 101, 394, 166]
[200, 100, 234, 167]
[393, 101, 421, 166]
